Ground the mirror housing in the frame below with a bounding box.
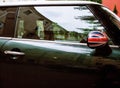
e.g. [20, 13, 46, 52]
[87, 31, 108, 49]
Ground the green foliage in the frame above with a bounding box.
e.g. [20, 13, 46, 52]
[113, 5, 118, 15]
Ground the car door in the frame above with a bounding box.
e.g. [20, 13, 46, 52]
[0, 10, 98, 87]
[0, 7, 18, 61]
[1, 3, 120, 71]
[0, 5, 104, 70]
[0, 4, 112, 67]
[1, 2, 120, 88]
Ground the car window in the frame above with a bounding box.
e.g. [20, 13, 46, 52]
[15, 5, 105, 43]
[0, 7, 18, 37]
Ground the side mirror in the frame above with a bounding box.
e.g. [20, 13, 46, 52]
[87, 31, 108, 49]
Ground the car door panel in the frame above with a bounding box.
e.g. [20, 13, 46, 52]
[1, 38, 120, 88]
[0, 37, 11, 48]
[0, 2, 120, 88]
[3, 39, 120, 70]
[0, 37, 12, 61]
[1, 39, 100, 70]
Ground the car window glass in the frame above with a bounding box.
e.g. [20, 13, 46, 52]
[16, 6, 104, 43]
[0, 7, 18, 37]
[0, 8, 7, 36]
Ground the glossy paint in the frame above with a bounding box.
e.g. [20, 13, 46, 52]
[0, 1, 119, 70]
[0, 1, 120, 88]
[0, 38, 119, 71]
[1, 39, 94, 68]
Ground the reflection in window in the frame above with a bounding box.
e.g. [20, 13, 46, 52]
[0, 7, 17, 37]
[0, 8, 7, 36]
[16, 6, 104, 42]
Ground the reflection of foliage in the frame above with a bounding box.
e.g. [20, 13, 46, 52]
[74, 6, 87, 10]
[77, 28, 95, 34]
[68, 31, 81, 41]
[79, 16, 96, 21]
[80, 28, 95, 32]
[52, 22, 69, 40]
[74, 6, 101, 28]
[76, 15, 101, 33]
[74, 5, 102, 40]
[79, 16, 99, 24]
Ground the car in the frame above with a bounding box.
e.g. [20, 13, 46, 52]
[0, 1, 120, 88]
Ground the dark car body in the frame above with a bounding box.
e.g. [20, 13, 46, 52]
[0, 1, 120, 88]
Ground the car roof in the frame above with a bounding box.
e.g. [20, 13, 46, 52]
[0, 1, 101, 7]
